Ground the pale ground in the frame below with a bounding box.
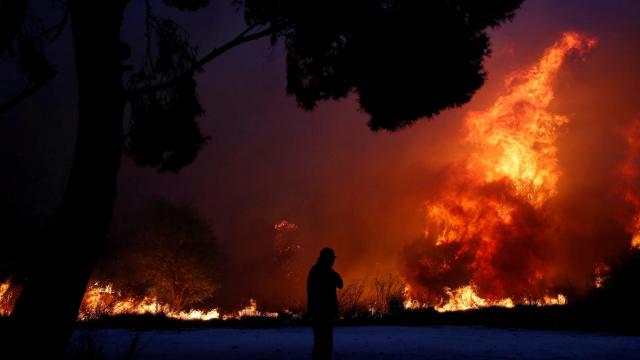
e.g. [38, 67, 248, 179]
[68, 325, 640, 360]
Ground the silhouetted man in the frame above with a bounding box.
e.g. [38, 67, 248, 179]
[307, 247, 343, 360]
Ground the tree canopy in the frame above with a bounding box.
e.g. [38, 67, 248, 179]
[243, 0, 523, 130]
[3, 0, 524, 171]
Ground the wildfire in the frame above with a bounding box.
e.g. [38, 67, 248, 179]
[466, 32, 597, 206]
[402, 283, 567, 312]
[79, 282, 221, 321]
[273, 219, 303, 280]
[0, 280, 13, 316]
[0, 279, 20, 316]
[409, 32, 597, 309]
[0, 281, 276, 321]
[594, 263, 611, 289]
[0, 33, 617, 318]
[77, 283, 281, 321]
[402, 285, 567, 312]
[619, 119, 640, 249]
[402, 285, 426, 310]
[226, 298, 278, 320]
[435, 285, 515, 312]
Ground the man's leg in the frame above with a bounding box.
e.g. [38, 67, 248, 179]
[312, 318, 333, 360]
[312, 319, 321, 359]
[326, 320, 334, 358]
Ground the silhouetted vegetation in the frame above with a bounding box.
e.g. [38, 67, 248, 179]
[372, 274, 405, 316]
[242, 0, 524, 130]
[567, 249, 640, 334]
[338, 278, 368, 318]
[92, 198, 220, 312]
[338, 274, 406, 319]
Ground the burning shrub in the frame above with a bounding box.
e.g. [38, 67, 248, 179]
[92, 198, 220, 312]
[273, 220, 304, 282]
[403, 32, 597, 306]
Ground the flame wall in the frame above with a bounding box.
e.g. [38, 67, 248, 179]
[404, 33, 598, 303]
[101, 2, 640, 311]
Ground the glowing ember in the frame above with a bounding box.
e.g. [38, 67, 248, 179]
[594, 263, 611, 289]
[407, 32, 596, 308]
[274, 219, 298, 232]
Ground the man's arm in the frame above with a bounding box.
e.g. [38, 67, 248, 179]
[334, 271, 344, 289]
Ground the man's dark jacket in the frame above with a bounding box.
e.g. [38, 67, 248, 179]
[307, 263, 343, 318]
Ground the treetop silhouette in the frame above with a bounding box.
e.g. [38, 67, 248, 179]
[3, 0, 524, 170]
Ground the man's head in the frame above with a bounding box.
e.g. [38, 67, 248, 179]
[318, 247, 336, 267]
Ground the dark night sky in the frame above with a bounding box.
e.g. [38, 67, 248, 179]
[2, 0, 640, 302]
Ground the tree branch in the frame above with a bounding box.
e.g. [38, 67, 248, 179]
[128, 24, 279, 97]
[0, 0, 28, 55]
[144, 0, 155, 71]
[0, 81, 46, 115]
[39, 6, 70, 43]
[1, 4, 68, 115]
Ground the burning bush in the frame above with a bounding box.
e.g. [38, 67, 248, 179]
[403, 32, 598, 306]
[90, 198, 220, 312]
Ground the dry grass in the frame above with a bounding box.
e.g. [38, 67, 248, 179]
[338, 273, 407, 318]
[338, 277, 368, 317]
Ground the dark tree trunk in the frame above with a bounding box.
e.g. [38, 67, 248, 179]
[6, 0, 128, 358]
[0, 0, 27, 55]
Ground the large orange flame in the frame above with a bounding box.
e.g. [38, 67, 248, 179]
[619, 119, 640, 249]
[466, 32, 597, 207]
[409, 32, 597, 309]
